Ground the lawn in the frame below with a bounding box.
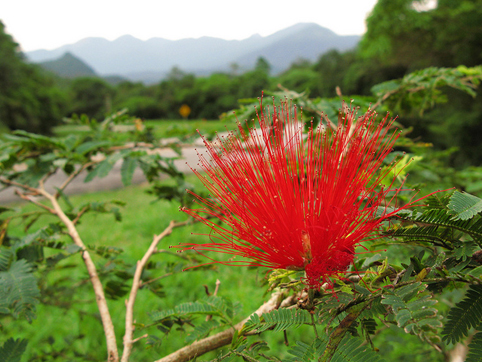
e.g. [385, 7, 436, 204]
[53, 118, 232, 140]
[144, 119, 233, 140]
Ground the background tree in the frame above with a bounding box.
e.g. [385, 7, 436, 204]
[360, 0, 482, 69]
[0, 21, 66, 134]
[253, 56, 271, 75]
[432, 0, 482, 67]
[156, 67, 197, 118]
[114, 81, 162, 119]
[277, 58, 318, 95]
[68, 77, 115, 120]
[312, 50, 357, 97]
[352, 0, 482, 166]
[189, 73, 237, 119]
[235, 57, 272, 100]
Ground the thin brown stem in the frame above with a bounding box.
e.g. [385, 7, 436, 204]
[213, 278, 221, 296]
[121, 221, 177, 362]
[153, 249, 191, 260]
[230, 351, 259, 362]
[206, 279, 221, 322]
[41, 190, 119, 362]
[0, 177, 42, 195]
[39, 171, 54, 189]
[14, 190, 56, 213]
[284, 330, 289, 346]
[319, 303, 369, 362]
[131, 334, 149, 344]
[55, 162, 94, 199]
[138, 272, 173, 288]
[72, 206, 89, 225]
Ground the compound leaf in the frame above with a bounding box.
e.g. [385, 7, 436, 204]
[442, 285, 482, 344]
[448, 191, 482, 220]
[0, 338, 28, 362]
[0, 260, 40, 322]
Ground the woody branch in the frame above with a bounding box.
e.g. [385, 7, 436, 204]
[154, 291, 296, 362]
[0, 177, 119, 362]
[122, 220, 186, 362]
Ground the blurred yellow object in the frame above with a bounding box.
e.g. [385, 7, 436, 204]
[179, 104, 191, 119]
[134, 118, 144, 131]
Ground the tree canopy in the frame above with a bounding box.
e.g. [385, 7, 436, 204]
[0, 21, 66, 134]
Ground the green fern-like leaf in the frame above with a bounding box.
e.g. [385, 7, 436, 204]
[284, 338, 327, 362]
[382, 282, 441, 339]
[361, 318, 377, 335]
[0, 260, 40, 322]
[388, 224, 456, 246]
[175, 300, 219, 316]
[424, 194, 452, 210]
[218, 341, 277, 362]
[120, 156, 138, 186]
[452, 241, 480, 261]
[390, 206, 482, 246]
[151, 296, 232, 322]
[149, 307, 177, 322]
[331, 335, 386, 362]
[0, 338, 28, 362]
[448, 191, 482, 220]
[0, 249, 13, 271]
[266, 309, 311, 332]
[442, 285, 482, 344]
[382, 283, 424, 310]
[244, 308, 311, 334]
[415, 209, 482, 239]
[185, 319, 220, 344]
[285, 335, 386, 362]
[466, 331, 482, 362]
[317, 293, 356, 325]
[361, 297, 387, 319]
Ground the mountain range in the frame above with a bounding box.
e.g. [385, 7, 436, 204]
[26, 23, 360, 84]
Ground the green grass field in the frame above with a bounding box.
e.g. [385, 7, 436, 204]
[53, 118, 233, 140]
[144, 119, 234, 139]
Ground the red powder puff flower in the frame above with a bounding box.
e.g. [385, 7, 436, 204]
[176, 98, 426, 289]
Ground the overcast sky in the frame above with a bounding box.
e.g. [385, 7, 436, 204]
[1, 0, 379, 52]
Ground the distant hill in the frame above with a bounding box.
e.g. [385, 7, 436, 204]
[236, 23, 359, 71]
[27, 23, 360, 84]
[38, 52, 96, 78]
